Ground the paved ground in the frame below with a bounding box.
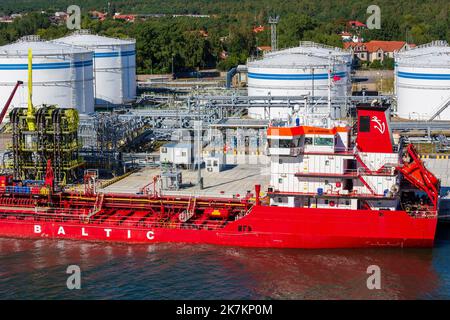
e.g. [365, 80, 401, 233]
[423, 159, 450, 187]
[101, 164, 271, 198]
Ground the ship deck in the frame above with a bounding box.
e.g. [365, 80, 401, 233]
[100, 164, 271, 198]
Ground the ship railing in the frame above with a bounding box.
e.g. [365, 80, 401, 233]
[356, 167, 396, 176]
[0, 210, 227, 230]
[403, 204, 437, 219]
[84, 213, 227, 230]
[409, 210, 437, 219]
[0, 209, 90, 221]
[0, 205, 89, 216]
[296, 168, 395, 177]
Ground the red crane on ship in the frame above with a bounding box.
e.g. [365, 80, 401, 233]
[0, 81, 23, 126]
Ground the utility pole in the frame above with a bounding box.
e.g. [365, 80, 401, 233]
[268, 15, 280, 52]
[327, 53, 332, 118]
[381, 74, 383, 94]
[171, 54, 175, 79]
[194, 120, 203, 190]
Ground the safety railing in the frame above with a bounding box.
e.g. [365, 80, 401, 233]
[0, 210, 228, 231]
[356, 166, 396, 176]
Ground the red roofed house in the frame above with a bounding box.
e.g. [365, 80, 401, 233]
[344, 40, 414, 62]
[219, 51, 228, 60]
[341, 31, 352, 42]
[90, 11, 107, 21]
[199, 30, 209, 38]
[253, 25, 265, 33]
[113, 13, 136, 22]
[256, 46, 272, 55]
[347, 20, 367, 29]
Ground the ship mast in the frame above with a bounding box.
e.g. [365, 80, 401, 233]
[327, 53, 332, 127]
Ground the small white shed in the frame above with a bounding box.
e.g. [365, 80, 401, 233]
[205, 154, 225, 173]
[160, 143, 192, 166]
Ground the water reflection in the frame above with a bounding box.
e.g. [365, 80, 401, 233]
[222, 247, 438, 299]
[0, 237, 445, 299]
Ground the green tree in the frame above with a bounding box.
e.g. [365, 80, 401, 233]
[278, 14, 317, 47]
[382, 57, 395, 70]
[370, 60, 383, 69]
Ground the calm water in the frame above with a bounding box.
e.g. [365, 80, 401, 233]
[1, 224, 450, 299]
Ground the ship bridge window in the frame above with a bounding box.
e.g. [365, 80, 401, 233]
[304, 137, 313, 145]
[313, 137, 334, 146]
[269, 139, 299, 148]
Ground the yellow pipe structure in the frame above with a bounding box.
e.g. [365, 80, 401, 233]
[26, 48, 36, 131]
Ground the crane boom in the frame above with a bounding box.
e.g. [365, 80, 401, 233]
[0, 80, 23, 125]
[26, 48, 36, 131]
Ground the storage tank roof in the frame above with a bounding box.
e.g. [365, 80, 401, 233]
[248, 52, 333, 68]
[265, 41, 351, 59]
[395, 41, 450, 67]
[0, 35, 91, 56]
[55, 30, 135, 47]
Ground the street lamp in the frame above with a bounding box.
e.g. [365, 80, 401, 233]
[377, 71, 380, 94]
[380, 74, 383, 94]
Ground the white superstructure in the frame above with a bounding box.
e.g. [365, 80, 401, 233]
[395, 41, 450, 120]
[54, 30, 136, 106]
[0, 35, 94, 116]
[267, 122, 400, 210]
[247, 42, 350, 120]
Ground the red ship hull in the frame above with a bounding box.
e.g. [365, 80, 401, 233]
[0, 205, 437, 249]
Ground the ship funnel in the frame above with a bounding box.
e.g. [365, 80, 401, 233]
[355, 104, 394, 153]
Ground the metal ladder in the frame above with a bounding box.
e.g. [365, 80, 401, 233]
[88, 192, 104, 218]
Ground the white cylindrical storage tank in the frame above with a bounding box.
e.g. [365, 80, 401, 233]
[395, 41, 450, 120]
[0, 35, 94, 117]
[265, 42, 353, 75]
[264, 41, 353, 93]
[54, 30, 136, 106]
[247, 50, 347, 119]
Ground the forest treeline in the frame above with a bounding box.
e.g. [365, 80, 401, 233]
[0, 1, 448, 73]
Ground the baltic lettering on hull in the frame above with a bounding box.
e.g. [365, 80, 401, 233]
[32, 225, 155, 241]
